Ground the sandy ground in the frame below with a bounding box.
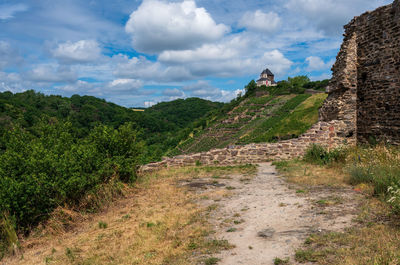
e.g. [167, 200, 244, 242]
[195, 163, 361, 265]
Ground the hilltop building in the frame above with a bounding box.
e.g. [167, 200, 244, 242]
[256, 68, 277, 87]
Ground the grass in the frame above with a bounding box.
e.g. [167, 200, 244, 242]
[273, 257, 290, 264]
[276, 145, 400, 265]
[273, 159, 348, 187]
[1, 165, 254, 265]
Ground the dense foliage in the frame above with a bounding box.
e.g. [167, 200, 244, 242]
[0, 121, 144, 231]
[0, 90, 223, 248]
[0, 91, 223, 163]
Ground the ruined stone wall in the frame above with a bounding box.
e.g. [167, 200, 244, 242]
[140, 120, 349, 172]
[354, 1, 400, 144]
[319, 30, 358, 144]
[322, 0, 400, 145]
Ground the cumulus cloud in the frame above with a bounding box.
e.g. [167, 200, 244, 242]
[125, 0, 229, 53]
[114, 55, 194, 82]
[0, 71, 27, 93]
[144, 101, 157, 107]
[305, 56, 334, 71]
[162, 88, 185, 97]
[285, 0, 392, 35]
[27, 64, 77, 83]
[180, 80, 243, 102]
[107, 78, 143, 92]
[58, 80, 94, 93]
[51, 40, 102, 64]
[238, 10, 281, 33]
[0, 3, 28, 20]
[0, 41, 23, 70]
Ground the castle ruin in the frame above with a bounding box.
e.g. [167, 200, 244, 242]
[320, 0, 400, 145]
[140, 1, 400, 172]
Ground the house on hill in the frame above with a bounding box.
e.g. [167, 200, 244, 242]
[256, 68, 277, 87]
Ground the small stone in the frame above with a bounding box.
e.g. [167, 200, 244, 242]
[257, 228, 275, 238]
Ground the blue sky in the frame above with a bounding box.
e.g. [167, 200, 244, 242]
[0, 0, 393, 107]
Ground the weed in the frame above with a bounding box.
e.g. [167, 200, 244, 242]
[98, 221, 108, 229]
[0, 213, 19, 256]
[65, 248, 75, 261]
[204, 257, 220, 265]
[226, 228, 237, 232]
[121, 214, 131, 220]
[226, 186, 236, 190]
[273, 257, 290, 264]
[233, 219, 244, 224]
[304, 144, 347, 166]
[295, 249, 318, 262]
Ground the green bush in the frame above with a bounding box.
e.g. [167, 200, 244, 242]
[304, 144, 347, 165]
[0, 121, 144, 233]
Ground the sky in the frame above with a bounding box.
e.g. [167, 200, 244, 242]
[0, 0, 393, 107]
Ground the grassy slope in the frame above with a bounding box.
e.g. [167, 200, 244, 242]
[170, 93, 327, 155]
[2, 165, 256, 265]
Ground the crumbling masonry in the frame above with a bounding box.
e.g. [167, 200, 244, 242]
[140, 1, 400, 172]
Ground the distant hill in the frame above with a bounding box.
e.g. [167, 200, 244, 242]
[0, 91, 224, 162]
[144, 98, 224, 130]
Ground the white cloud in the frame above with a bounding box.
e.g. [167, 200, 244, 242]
[51, 40, 102, 64]
[58, 80, 94, 93]
[125, 0, 229, 53]
[162, 88, 185, 97]
[305, 56, 334, 71]
[107, 78, 143, 92]
[285, 0, 392, 36]
[27, 64, 77, 83]
[239, 10, 281, 33]
[180, 80, 244, 102]
[144, 101, 157, 107]
[114, 55, 194, 83]
[0, 71, 27, 93]
[158, 35, 247, 64]
[0, 3, 28, 20]
[0, 41, 23, 70]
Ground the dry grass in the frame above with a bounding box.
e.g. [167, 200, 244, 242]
[276, 146, 400, 265]
[273, 160, 348, 187]
[295, 198, 400, 265]
[3, 165, 255, 265]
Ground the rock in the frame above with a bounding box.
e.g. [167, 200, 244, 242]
[257, 228, 275, 238]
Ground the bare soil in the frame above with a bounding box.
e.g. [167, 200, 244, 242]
[194, 163, 361, 265]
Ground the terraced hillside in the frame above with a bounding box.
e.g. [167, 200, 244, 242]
[169, 93, 327, 155]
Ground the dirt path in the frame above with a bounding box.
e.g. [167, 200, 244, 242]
[204, 163, 360, 265]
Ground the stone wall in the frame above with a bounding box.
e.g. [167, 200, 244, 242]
[321, 0, 400, 145]
[354, 1, 400, 144]
[140, 120, 349, 172]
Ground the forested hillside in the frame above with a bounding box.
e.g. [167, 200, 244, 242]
[0, 90, 222, 249]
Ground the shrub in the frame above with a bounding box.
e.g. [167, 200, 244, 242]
[0, 121, 144, 234]
[304, 144, 347, 165]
